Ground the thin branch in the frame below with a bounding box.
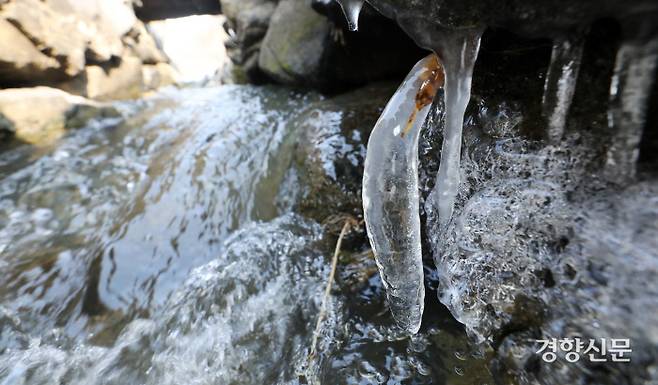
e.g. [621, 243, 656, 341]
[309, 218, 353, 359]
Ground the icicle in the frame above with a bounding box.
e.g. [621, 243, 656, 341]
[335, 0, 364, 31]
[604, 36, 658, 184]
[541, 36, 585, 143]
[428, 28, 483, 240]
[362, 54, 443, 334]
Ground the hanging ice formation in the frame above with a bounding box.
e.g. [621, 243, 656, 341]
[362, 54, 444, 334]
[604, 32, 658, 184]
[541, 35, 585, 143]
[427, 29, 483, 241]
[335, 0, 364, 31]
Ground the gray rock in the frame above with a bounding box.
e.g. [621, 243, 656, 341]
[258, 0, 330, 85]
[221, 0, 277, 83]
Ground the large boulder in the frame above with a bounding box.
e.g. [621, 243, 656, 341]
[0, 87, 119, 144]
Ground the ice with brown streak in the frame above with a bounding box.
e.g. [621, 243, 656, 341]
[362, 54, 443, 334]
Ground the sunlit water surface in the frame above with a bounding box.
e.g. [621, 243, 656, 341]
[0, 86, 491, 385]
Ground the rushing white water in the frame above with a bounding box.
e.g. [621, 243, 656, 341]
[604, 36, 658, 183]
[335, 0, 364, 31]
[428, 29, 483, 241]
[362, 54, 443, 334]
[541, 36, 585, 143]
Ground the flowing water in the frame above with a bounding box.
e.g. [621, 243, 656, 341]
[0, 85, 493, 384]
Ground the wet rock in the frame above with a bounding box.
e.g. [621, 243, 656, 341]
[0, 87, 119, 144]
[220, 0, 277, 83]
[293, 82, 396, 221]
[62, 56, 144, 100]
[0, 19, 61, 85]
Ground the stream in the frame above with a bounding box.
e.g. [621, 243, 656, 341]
[0, 85, 492, 385]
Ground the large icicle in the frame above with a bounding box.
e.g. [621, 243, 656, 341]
[541, 36, 585, 143]
[428, 29, 483, 240]
[604, 35, 658, 183]
[362, 54, 443, 334]
[335, 0, 364, 31]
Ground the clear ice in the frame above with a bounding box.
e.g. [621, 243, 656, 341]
[604, 36, 658, 183]
[428, 29, 483, 240]
[335, 0, 364, 31]
[362, 54, 443, 334]
[541, 36, 585, 143]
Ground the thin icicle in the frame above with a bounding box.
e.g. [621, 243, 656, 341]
[363, 54, 443, 334]
[542, 36, 585, 143]
[335, 0, 364, 31]
[604, 36, 658, 184]
[428, 28, 483, 241]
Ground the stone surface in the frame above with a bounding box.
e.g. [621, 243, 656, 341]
[0, 87, 119, 144]
[0, 19, 61, 85]
[1, 0, 87, 78]
[47, 0, 136, 62]
[62, 56, 144, 100]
